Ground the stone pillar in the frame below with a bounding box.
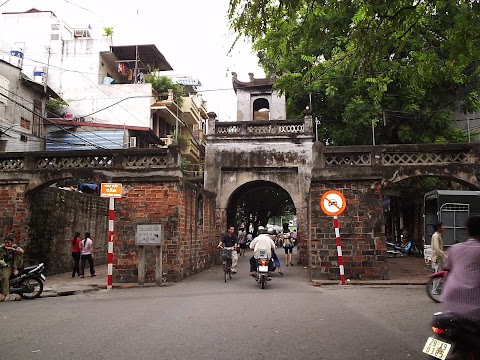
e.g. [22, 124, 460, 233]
[207, 112, 217, 135]
[303, 107, 313, 135]
[296, 205, 309, 266]
[214, 208, 227, 264]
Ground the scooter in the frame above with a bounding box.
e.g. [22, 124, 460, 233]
[423, 312, 480, 359]
[1, 263, 46, 299]
[386, 238, 422, 257]
[256, 249, 270, 289]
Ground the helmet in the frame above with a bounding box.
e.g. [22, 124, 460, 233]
[258, 226, 266, 234]
[267, 227, 274, 235]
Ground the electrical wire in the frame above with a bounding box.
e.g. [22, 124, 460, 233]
[0, 91, 108, 149]
[0, 85, 124, 147]
[1, 48, 156, 126]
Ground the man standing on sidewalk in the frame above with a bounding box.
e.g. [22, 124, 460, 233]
[1, 235, 24, 301]
[431, 221, 445, 295]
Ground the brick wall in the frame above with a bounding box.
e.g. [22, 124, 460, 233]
[0, 184, 29, 243]
[113, 180, 216, 283]
[310, 181, 388, 280]
[26, 188, 109, 275]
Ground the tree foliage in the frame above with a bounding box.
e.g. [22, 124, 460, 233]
[144, 74, 184, 106]
[228, 0, 480, 144]
[233, 185, 295, 235]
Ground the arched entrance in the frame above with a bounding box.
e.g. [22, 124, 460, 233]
[382, 174, 480, 248]
[225, 180, 296, 234]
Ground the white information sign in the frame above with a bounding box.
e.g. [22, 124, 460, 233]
[135, 224, 163, 245]
[424, 245, 432, 262]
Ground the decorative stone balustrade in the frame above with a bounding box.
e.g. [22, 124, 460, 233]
[213, 120, 307, 136]
[314, 143, 480, 187]
[0, 148, 178, 172]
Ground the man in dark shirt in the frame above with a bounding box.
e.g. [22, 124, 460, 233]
[442, 215, 480, 322]
[218, 226, 238, 274]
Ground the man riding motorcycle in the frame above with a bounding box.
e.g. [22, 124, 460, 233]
[249, 226, 276, 279]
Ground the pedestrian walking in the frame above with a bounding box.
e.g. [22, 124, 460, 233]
[238, 227, 247, 256]
[80, 232, 96, 278]
[71, 231, 81, 278]
[431, 221, 445, 295]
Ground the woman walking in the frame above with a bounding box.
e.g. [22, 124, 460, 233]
[80, 232, 96, 278]
[71, 232, 81, 278]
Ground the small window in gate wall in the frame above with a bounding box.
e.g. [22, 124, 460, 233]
[197, 195, 204, 229]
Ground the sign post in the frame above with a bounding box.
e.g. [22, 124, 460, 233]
[135, 224, 163, 286]
[320, 190, 347, 285]
[100, 183, 122, 290]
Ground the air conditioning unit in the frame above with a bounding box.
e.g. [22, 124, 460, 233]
[129, 137, 137, 148]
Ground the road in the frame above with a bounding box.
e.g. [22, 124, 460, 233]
[0, 253, 438, 360]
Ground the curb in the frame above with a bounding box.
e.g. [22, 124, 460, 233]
[311, 280, 427, 286]
[40, 282, 176, 297]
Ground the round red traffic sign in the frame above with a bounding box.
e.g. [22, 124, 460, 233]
[320, 190, 347, 216]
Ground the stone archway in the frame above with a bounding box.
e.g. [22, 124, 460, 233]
[214, 176, 309, 266]
[225, 180, 296, 230]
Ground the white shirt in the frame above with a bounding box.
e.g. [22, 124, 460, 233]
[81, 238, 93, 255]
[250, 234, 275, 259]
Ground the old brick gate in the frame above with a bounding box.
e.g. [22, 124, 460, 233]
[205, 110, 480, 280]
[1, 122, 480, 281]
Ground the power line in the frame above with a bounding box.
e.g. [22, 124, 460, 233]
[0, 85, 125, 147]
[0, 90, 107, 149]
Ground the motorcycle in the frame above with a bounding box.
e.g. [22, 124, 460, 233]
[426, 270, 447, 303]
[255, 249, 270, 289]
[386, 238, 422, 257]
[0, 263, 46, 299]
[423, 312, 480, 359]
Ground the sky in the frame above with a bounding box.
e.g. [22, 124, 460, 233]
[0, 0, 266, 121]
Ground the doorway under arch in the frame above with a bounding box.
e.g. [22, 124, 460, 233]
[226, 180, 296, 236]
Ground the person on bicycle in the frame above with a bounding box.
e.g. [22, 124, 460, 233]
[249, 226, 275, 278]
[218, 226, 238, 275]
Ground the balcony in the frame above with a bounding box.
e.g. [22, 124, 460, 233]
[151, 90, 182, 127]
[180, 96, 208, 126]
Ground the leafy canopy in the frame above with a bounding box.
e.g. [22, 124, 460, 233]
[228, 0, 480, 144]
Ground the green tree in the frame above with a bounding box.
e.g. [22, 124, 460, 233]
[233, 186, 295, 235]
[103, 27, 114, 37]
[228, 1, 480, 145]
[144, 73, 184, 106]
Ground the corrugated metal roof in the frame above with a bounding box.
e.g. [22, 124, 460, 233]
[46, 130, 124, 151]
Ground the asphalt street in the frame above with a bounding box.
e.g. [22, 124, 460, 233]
[0, 253, 439, 360]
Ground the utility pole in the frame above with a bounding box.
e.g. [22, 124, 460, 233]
[44, 46, 51, 93]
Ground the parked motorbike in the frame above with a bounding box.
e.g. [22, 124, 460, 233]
[0, 263, 46, 299]
[255, 249, 270, 289]
[386, 239, 422, 258]
[426, 271, 447, 303]
[423, 312, 480, 359]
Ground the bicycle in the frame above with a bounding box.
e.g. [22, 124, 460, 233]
[219, 246, 234, 283]
[426, 270, 447, 303]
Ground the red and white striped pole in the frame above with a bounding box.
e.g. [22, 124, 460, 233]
[107, 197, 114, 289]
[333, 215, 346, 285]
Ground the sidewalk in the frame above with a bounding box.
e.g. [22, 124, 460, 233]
[41, 264, 161, 298]
[312, 255, 432, 286]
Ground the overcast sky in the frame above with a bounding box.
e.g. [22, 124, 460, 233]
[1, 0, 265, 121]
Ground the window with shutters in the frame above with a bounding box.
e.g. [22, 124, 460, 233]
[32, 99, 42, 137]
[0, 76, 9, 106]
[20, 117, 31, 129]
